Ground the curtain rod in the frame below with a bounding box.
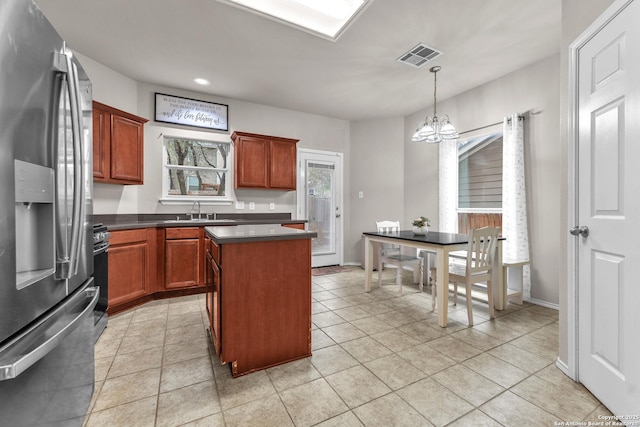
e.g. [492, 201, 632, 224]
[458, 115, 525, 136]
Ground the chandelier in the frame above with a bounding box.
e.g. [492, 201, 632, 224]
[411, 66, 459, 143]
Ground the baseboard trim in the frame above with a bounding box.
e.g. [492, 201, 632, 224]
[555, 357, 576, 381]
[525, 297, 559, 310]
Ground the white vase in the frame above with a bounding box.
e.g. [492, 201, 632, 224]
[412, 226, 428, 235]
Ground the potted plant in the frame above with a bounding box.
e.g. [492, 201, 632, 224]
[411, 216, 430, 235]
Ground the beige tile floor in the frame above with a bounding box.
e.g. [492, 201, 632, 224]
[84, 267, 613, 426]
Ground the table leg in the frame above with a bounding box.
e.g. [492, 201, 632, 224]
[436, 247, 448, 327]
[364, 236, 373, 292]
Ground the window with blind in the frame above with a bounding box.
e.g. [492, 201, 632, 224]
[161, 136, 231, 202]
[458, 132, 503, 210]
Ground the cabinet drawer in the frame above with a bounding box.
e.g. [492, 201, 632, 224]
[110, 228, 149, 245]
[211, 240, 221, 266]
[166, 227, 200, 239]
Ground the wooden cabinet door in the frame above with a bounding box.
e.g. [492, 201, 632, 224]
[234, 135, 269, 188]
[205, 237, 213, 320]
[110, 115, 144, 184]
[92, 106, 110, 181]
[108, 230, 152, 307]
[269, 139, 297, 190]
[210, 251, 222, 357]
[165, 238, 201, 289]
[108, 242, 148, 305]
[92, 101, 147, 185]
[233, 131, 298, 190]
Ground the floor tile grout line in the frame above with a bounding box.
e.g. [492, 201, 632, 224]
[87, 268, 586, 427]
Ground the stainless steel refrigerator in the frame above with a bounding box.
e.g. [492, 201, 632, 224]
[0, 0, 98, 425]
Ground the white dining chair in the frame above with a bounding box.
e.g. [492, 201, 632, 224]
[376, 220, 424, 293]
[431, 226, 499, 325]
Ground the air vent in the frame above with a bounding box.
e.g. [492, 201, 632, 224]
[397, 43, 442, 68]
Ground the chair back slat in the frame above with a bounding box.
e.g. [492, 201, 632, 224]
[466, 227, 499, 274]
[376, 220, 400, 233]
[376, 221, 401, 253]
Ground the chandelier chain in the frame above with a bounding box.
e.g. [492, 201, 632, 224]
[433, 69, 437, 118]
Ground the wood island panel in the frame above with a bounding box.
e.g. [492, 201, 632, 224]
[214, 237, 312, 377]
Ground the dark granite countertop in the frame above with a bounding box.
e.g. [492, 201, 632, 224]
[93, 213, 307, 231]
[205, 224, 317, 244]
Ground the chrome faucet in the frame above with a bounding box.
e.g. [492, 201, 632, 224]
[190, 201, 201, 220]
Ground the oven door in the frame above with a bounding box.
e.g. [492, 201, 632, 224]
[93, 242, 109, 341]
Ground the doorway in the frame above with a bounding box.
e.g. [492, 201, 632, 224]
[568, 0, 640, 416]
[297, 148, 343, 267]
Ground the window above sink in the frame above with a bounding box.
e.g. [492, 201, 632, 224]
[160, 136, 233, 205]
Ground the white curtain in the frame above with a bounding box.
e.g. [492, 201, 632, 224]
[438, 139, 458, 232]
[502, 114, 531, 299]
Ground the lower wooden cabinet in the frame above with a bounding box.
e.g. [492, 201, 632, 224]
[107, 223, 304, 314]
[108, 228, 157, 313]
[205, 236, 222, 357]
[163, 227, 204, 290]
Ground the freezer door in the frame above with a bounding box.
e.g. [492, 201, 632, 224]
[0, 281, 99, 426]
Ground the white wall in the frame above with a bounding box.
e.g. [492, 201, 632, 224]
[76, 56, 350, 218]
[75, 53, 137, 112]
[348, 117, 405, 263]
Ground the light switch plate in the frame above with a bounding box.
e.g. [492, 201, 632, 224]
[236, 201, 245, 209]
[269, 202, 275, 210]
[249, 202, 255, 210]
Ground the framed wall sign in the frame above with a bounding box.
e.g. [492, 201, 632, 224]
[154, 93, 228, 131]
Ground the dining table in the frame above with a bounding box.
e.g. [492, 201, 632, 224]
[362, 230, 504, 327]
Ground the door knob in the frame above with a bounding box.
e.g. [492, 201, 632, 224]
[569, 226, 589, 237]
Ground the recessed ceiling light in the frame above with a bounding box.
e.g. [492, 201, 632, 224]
[217, 0, 372, 41]
[193, 78, 211, 86]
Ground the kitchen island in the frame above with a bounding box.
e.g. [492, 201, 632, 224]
[205, 224, 317, 377]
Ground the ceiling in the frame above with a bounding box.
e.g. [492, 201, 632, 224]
[34, 0, 561, 122]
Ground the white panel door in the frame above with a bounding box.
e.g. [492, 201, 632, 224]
[297, 149, 343, 267]
[575, 0, 640, 417]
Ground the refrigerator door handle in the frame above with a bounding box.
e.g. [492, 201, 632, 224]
[0, 284, 98, 381]
[67, 53, 85, 277]
[53, 51, 85, 279]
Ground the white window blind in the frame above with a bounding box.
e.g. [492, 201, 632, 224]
[458, 133, 503, 209]
[161, 137, 231, 202]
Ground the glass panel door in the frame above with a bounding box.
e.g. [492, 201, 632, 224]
[307, 161, 336, 256]
[297, 149, 343, 267]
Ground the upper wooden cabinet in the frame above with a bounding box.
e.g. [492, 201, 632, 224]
[93, 101, 148, 185]
[232, 131, 298, 190]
